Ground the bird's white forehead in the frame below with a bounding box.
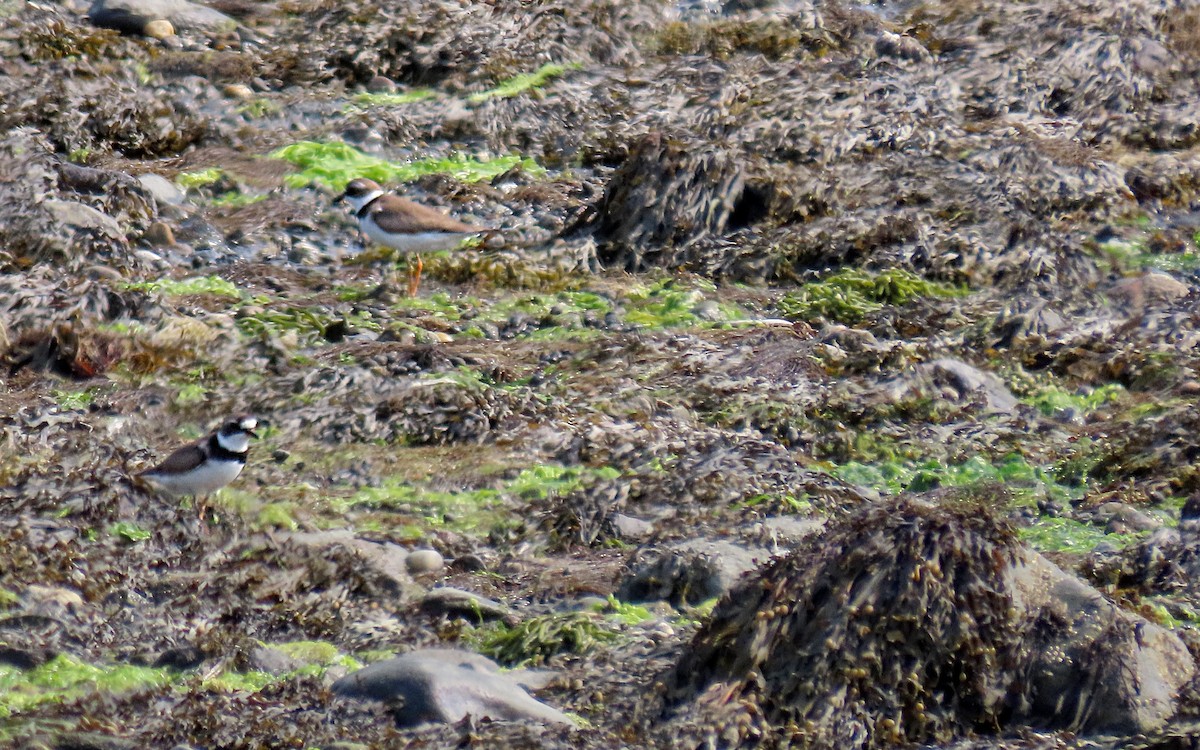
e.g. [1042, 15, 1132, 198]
[239, 417, 258, 430]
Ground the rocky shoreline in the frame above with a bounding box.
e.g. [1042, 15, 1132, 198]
[4, 0, 1200, 747]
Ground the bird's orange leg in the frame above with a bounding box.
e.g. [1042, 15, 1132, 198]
[407, 254, 424, 297]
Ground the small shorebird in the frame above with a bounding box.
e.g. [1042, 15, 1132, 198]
[338, 178, 484, 297]
[138, 415, 258, 521]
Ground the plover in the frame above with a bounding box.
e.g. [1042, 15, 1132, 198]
[338, 177, 483, 297]
[139, 415, 259, 521]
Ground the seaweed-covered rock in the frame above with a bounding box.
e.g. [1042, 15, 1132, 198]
[0, 129, 158, 276]
[618, 539, 768, 607]
[1087, 496, 1200, 609]
[311, 0, 652, 87]
[541, 477, 629, 549]
[661, 496, 1194, 748]
[580, 132, 752, 274]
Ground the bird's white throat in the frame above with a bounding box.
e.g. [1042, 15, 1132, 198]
[345, 189, 384, 213]
[217, 431, 251, 453]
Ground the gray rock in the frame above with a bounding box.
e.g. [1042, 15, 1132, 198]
[1109, 271, 1190, 308]
[691, 300, 723, 321]
[88, 0, 238, 35]
[332, 648, 572, 727]
[818, 324, 880, 352]
[618, 539, 766, 606]
[44, 200, 124, 240]
[248, 645, 300, 676]
[887, 357, 1018, 414]
[1095, 501, 1162, 533]
[1007, 553, 1194, 733]
[420, 587, 511, 622]
[283, 530, 414, 592]
[875, 31, 932, 63]
[23, 584, 84, 614]
[610, 512, 654, 540]
[136, 173, 185, 209]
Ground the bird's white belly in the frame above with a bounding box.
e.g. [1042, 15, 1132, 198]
[147, 459, 244, 496]
[361, 222, 474, 253]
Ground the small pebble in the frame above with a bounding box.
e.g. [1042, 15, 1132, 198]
[405, 549, 444, 574]
[366, 75, 396, 93]
[1180, 380, 1200, 396]
[223, 83, 254, 100]
[144, 221, 176, 248]
[143, 18, 174, 40]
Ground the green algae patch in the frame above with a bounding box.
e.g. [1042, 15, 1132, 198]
[341, 464, 618, 535]
[0, 654, 171, 718]
[210, 191, 268, 208]
[175, 168, 266, 206]
[1023, 383, 1125, 418]
[174, 382, 209, 407]
[348, 88, 437, 108]
[475, 612, 621, 667]
[175, 167, 224, 190]
[236, 98, 283, 119]
[270, 141, 545, 192]
[236, 306, 381, 346]
[110, 521, 151, 543]
[599, 595, 654, 625]
[275, 640, 359, 669]
[624, 278, 746, 328]
[257, 502, 300, 531]
[832, 454, 1078, 504]
[486, 290, 612, 322]
[397, 289, 615, 341]
[507, 464, 619, 499]
[52, 389, 94, 411]
[354, 649, 397, 664]
[199, 669, 276, 693]
[1098, 237, 1200, 273]
[737, 492, 814, 514]
[125, 275, 242, 299]
[468, 62, 580, 103]
[1018, 516, 1141, 554]
[778, 268, 965, 324]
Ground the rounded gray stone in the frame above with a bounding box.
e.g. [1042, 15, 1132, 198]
[405, 549, 444, 574]
[332, 648, 572, 727]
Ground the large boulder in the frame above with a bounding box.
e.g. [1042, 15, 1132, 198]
[332, 648, 572, 727]
[661, 495, 1195, 748]
[88, 0, 238, 35]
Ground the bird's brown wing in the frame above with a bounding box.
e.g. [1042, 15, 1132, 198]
[141, 442, 206, 475]
[369, 198, 479, 235]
